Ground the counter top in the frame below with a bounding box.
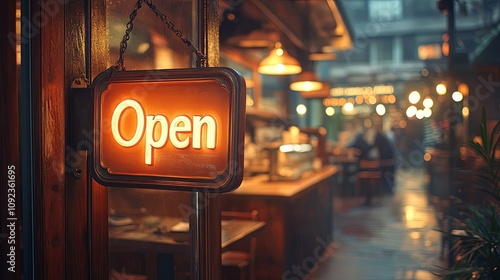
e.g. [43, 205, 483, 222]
[228, 165, 338, 198]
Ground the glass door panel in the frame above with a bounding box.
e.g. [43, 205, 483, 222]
[105, 1, 196, 278]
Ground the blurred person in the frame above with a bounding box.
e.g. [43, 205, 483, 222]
[372, 116, 396, 194]
[347, 119, 372, 160]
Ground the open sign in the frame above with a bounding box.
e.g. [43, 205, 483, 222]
[90, 67, 246, 192]
[110, 99, 218, 165]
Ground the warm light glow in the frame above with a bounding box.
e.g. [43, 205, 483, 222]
[258, 42, 302, 75]
[406, 106, 417, 118]
[279, 144, 313, 153]
[330, 84, 394, 96]
[290, 81, 322, 92]
[423, 97, 434, 108]
[343, 102, 354, 112]
[408, 91, 421, 104]
[416, 109, 424, 119]
[376, 104, 386, 116]
[388, 95, 396, 104]
[355, 96, 364, 104]
[368, 96, 377, 105]
[424, 152, 432, 161]
[325, 107, 335, 116]
[423, 107, 432, 118]
[458, 83, 469, 96]
[137, 42, 151, 54]
[462, 106, 469, 117]
[111, 99, 217, 165]
[405, 205, 415, 221]
[452, 91, 463, 102]
[304, 81, 319, 91]
[112, 99, 145, 148]
[296, 104, 307, 115]
[290, 71, 324, 92]
[436, 83, 447, 95]
[244, 77, 255, 89]
[289, 126, 300, 135]
[246, 95, 254, 107]
[97, 75, 240, 187]
[418, 44, 442, 60]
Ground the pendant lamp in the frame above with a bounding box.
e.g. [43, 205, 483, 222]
[289, 71, 324, 92]
[258, 42, 302, 75]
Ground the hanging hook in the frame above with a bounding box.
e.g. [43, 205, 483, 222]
[114, 0, 206, 70]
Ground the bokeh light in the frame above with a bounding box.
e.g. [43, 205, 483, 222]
[409, 91, 421, 104]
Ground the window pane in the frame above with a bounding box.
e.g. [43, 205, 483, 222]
[107, 0, 195, 70]
[106, 1, 196, 279]
[343, 0, 368, 23]
[376, 38, 392, 63]
[403, 36, 417, 61]
[368, 0, 402, 21]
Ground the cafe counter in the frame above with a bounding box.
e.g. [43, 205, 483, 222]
[221, 165, 338, 280]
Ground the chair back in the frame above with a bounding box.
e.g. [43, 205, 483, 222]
[221, 210, 259, 280]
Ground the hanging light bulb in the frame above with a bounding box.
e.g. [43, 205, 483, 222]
[436, 83, 447, 95]
[452, 91, 463, 102]
[290, 71, 323, 92]
[408, 91, 421, 104]
[258, 42, 302, 75]
[423, 97, 434, 108]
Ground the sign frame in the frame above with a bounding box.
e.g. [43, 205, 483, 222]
[89, 67, 246, 193]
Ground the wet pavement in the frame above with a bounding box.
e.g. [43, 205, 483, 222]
[309, 167, 446, 280]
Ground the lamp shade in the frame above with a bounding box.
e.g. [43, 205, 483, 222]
[300, 82, 330, 99]
[290, 71, 324, 92]
[258, 42, 302, 75]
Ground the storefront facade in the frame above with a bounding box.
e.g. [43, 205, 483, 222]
[2, 0, 225, 279]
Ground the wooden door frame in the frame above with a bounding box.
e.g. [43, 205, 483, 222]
[24, 0, 107, 278]
[26, 0, 220, 279]
[1, 1, 21, 279]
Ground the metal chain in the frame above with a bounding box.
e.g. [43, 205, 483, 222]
[114, 0, 207, 70]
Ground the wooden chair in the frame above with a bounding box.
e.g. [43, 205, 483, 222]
[355, 160, 382, 204]
[221, 210, 259, 280]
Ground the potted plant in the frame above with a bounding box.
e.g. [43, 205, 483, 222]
[438, 109, 500, 279]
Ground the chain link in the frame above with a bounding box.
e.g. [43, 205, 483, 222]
[114, 0, 207, 70]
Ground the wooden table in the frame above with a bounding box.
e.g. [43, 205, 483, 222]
[331, 155, 359, 196]
[222, 166, 338, 280]
[109, 218, 265, 279]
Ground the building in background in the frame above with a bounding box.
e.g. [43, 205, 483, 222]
[300, 0, 500, 162]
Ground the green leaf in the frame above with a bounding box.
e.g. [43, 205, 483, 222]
[490, 120, 500, 160]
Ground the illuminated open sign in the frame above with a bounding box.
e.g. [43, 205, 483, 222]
[90, 67, 246, 192]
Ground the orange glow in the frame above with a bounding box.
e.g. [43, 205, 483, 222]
[355, 96, 364, 104]
[458, 83, 469, 96]
[110, 99, 217, 165]
[424, 153, 432, 162]
[368, 96, 377, 104]
[100, 80, 231, 179]
[388, 95, 396, 104]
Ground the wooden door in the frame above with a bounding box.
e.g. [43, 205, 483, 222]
[16, 0, 220, 279]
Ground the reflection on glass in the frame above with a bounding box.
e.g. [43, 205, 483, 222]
[107, 0, 194, 70]
[106, 1, 195, 278]
[220, 53, 255, 108]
